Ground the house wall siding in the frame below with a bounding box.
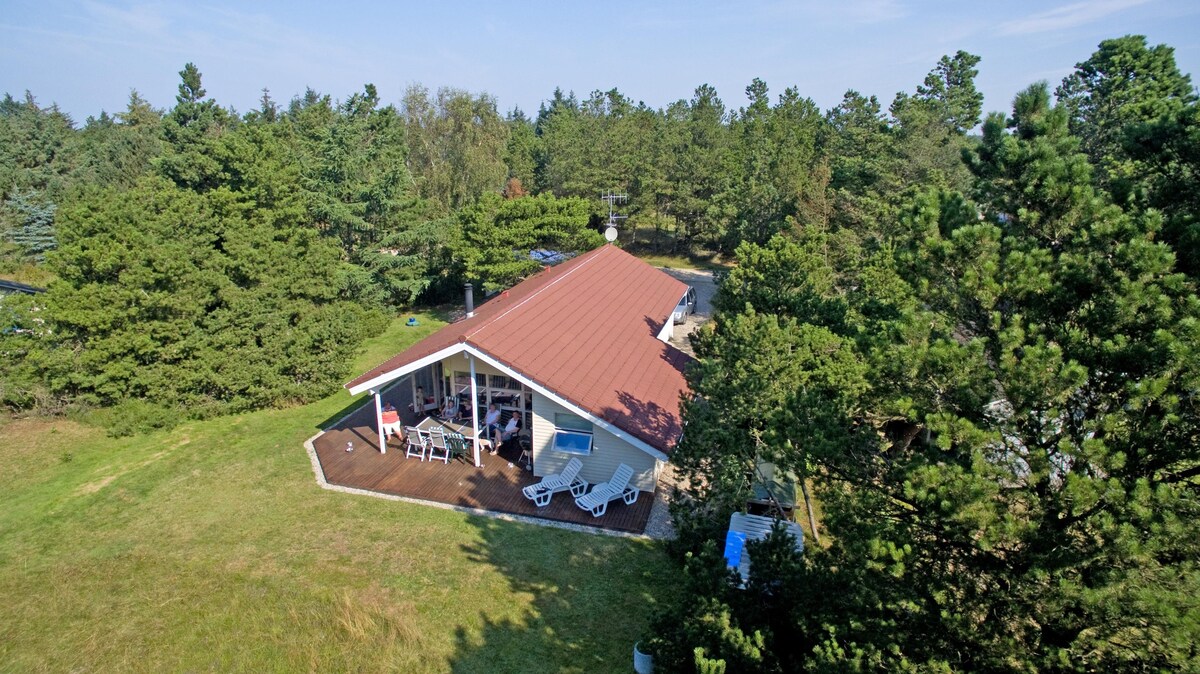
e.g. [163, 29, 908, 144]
[531, 392, 661, 492]
[438, 354, 509, 379]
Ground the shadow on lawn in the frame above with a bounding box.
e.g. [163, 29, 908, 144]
[447, 514, 675, 674]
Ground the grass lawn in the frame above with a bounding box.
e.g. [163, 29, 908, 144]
[0, 313, 679, 673]
[0, 261, 56, 287]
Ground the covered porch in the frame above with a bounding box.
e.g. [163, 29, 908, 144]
[311, 395, 655, 534]
[356, 350, 535, 468]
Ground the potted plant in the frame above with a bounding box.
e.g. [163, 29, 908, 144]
[633, 640, 654, 674]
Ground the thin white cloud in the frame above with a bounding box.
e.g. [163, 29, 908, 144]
[0, 21, 152, 54]
[2, 0, 386, 115]
[82, 0, 170, 36]
[999, 0, 1153, 36]
[68, 1, 371, 76]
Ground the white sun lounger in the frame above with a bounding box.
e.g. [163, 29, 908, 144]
[724, 512, 805, 583]
[521, 457, 589, 507]
[574, 463, 638, 517]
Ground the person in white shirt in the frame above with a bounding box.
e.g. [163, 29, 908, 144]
[500, 414, 521, 444]
[483, 404, 501, 454]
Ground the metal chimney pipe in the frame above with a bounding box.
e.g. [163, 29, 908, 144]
[465, 283, 475, 318]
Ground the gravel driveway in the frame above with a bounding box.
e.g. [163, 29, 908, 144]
[658, 267, 717, 357]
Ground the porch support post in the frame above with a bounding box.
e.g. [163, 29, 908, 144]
[469, 353, 481, 467]
[410, 376, 417, 416]
[372, 389, 386, 454]
[434, 362, 444, 410]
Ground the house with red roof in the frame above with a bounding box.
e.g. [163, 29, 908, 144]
[344, 244, 693, 494]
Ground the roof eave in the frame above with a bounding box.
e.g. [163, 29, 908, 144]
[345, 342, 468, 395]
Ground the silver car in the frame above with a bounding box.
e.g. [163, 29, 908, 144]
[673, 286, 697, 324]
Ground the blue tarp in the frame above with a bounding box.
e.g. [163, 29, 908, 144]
[723, 530, 748, 568]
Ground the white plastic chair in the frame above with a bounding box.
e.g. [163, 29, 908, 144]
[521, 457, 589, 507]
[404, 426, 426, 460]
[427, 428, 451, 464]
[574, 463, 639, 517]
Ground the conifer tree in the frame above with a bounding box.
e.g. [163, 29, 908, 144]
[2, 190, 56, 260]
[662, 79, 1200, 672]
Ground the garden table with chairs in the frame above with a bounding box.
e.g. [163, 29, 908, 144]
[404, 416, 482, 463]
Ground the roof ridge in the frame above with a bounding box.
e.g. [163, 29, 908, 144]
[463, 245, 611, 341]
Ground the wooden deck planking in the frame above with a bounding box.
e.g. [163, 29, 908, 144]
[312, 400, 654, 534]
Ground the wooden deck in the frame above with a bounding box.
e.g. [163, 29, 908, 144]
[312, 399, 654, 534]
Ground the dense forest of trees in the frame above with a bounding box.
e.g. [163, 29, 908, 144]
[655, 35, 1200, 672]
[0, 48, 983, 425]
[1, 34, 1197, 670]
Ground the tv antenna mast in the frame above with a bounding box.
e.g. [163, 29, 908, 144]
[600, 191, 627, 242]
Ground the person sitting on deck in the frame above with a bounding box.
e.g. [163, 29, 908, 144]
[483, 404, 501, 455]
[438, 396, 459, 421]
[499, 413, 521, 447]
[381, 402, 402, 440]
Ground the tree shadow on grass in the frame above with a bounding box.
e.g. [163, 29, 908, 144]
[446, 515, 679, 674]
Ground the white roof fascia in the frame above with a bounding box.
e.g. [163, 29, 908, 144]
[346, 343, 467, 396]
[655, 317, 673, 342]
[463, 344, 671, 462]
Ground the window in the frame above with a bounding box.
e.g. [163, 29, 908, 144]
[452, 371, 483, 394]
[489, 374, 516, 391]
[552, 412, 593, 455]
[553, 430, 593, 454]
[554, 412, 591, 432]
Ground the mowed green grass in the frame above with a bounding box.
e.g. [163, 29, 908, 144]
[0, 314, 678, 673]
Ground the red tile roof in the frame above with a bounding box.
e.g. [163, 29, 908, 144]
[346, 245, 693, 454]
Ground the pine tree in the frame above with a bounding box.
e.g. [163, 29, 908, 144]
[1056, 35, 1195, 196]
[664, 79, 1200, 672]
[157, 63, 233, 191]
[454, 192, 602, 292]
[2, 190, 56, 260]
[44, 123, 378, 421]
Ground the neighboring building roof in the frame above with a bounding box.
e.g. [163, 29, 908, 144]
[0, 280, 46, 295]
[347, 244, 693, 455]
[529, 249, 574, 265]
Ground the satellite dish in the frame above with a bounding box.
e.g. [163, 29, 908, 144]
[604, 226, 618, 242]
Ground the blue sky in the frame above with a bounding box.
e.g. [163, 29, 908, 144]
[2, 0, 1198, 125]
